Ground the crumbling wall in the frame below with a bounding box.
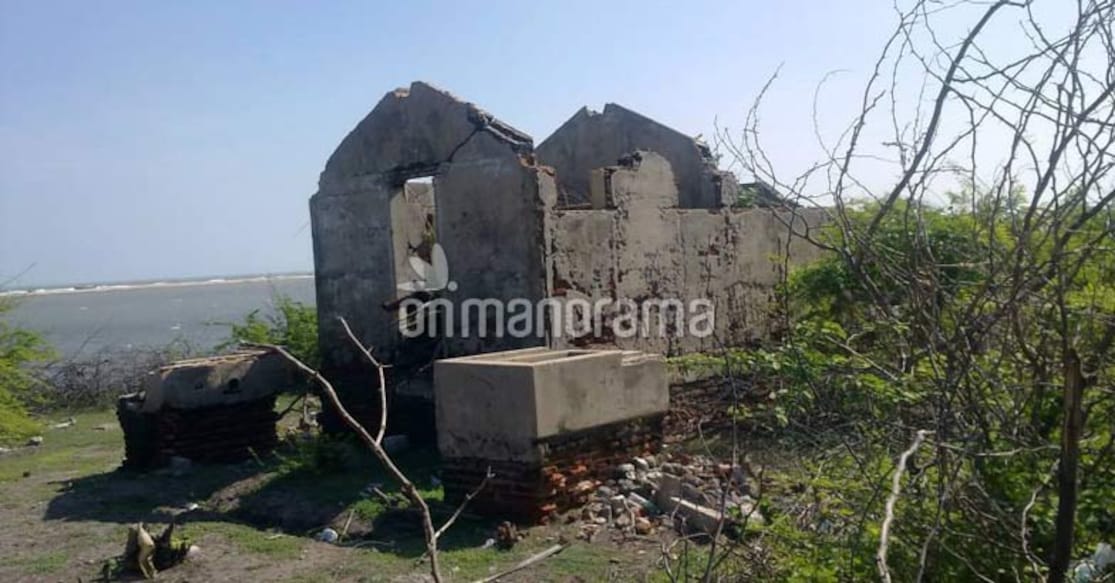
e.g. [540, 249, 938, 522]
[537, 104, 737, 209]
[443, 414, 664, 522]
[547, 151, 826, 354]
[310, 82, 554, 432]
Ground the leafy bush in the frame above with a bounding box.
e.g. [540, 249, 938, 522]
[0, 298, 54, 444]
[219, 294, 318, 368]
[714, 198, 1115, 580]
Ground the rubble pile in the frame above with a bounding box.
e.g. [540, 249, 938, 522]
[564, 452, 764, 541]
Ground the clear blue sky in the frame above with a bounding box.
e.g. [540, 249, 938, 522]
[1, 1, 970, 287]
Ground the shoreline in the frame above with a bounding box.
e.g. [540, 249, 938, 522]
[0, 273, 314, 298]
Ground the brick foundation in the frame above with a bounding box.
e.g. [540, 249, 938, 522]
[664, 375, 739, 443]
[117, 393, 279, 469]
[442, 413, 664, 522]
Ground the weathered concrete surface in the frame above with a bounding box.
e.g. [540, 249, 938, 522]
[309, 81, 827, 436]
[320, 82, 531, 187]
[311, 82, 549, 374]
[547, 152, 827, 354]
[537, 104, 735, 208]
[434, 348, 668, 463]
[119, 350, 289, 469]
[141, 350, 290, 412]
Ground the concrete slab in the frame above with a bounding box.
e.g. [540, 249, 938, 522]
[434, 348, 668, 462]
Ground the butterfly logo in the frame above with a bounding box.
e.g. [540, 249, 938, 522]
[397, 243, 457, 292]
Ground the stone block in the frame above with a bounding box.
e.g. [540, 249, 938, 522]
[434, 348, 669, 463]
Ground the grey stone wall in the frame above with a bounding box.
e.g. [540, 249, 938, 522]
[308, 81, 828, 434]
[546, 152, 827, 355]
[310, 82, 549, 376]
[537, 104, 735, 209]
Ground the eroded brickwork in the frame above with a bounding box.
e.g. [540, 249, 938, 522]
[442, 414, 665, 522]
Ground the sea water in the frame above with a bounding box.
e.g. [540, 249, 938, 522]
[3, 275, 316, 358]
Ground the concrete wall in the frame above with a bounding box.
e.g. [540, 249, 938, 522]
[546, 152, 827, 355]
[310, 82, 550, 377]
[537, 104, 735, 209]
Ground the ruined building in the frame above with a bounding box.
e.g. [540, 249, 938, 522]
[309, 82, 824, 434]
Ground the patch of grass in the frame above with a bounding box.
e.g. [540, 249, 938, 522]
[186, 521, 305, 558]
[0, 551, 69, 575]
[0, 408, 120, 482]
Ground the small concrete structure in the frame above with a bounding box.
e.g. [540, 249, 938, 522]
[435, 347, 668, 520]
[140, 351, 289, 412]
[434, 347, 667, 461]
[117, 351, 291, 469]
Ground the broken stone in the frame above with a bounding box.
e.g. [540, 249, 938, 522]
[737, 497, 766, 526]
[627, 492, 655, 513]
[316, 528, 339, 543]
[615, 463, 636, 479]
[661, 462, 685, 475]
[670, 497, 725, 536]
[26, 436, 43, 447]
[50, 417, 75, 430]
[632, 457, 650, 472]
[654, 474, 683, 512]
[682, 483, 709, 506]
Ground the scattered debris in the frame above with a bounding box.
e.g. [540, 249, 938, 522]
[50, 417, 76, 429]
[568, 452, 764, 540]
[1074, 542, 1115, 582]
[125, 523, 156, 579]
[26, 436, 43, 447]
[496, 521, 523, 550]
[123, 522, 192, 580]
[316, 528, 339, 544]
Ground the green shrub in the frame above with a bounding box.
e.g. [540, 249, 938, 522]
[218, 294, 318, 368]
[712, 198, 1115, 580]
[0, 298, 55, 444]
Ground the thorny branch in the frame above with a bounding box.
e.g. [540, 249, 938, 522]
[246, 316, 489, 583]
